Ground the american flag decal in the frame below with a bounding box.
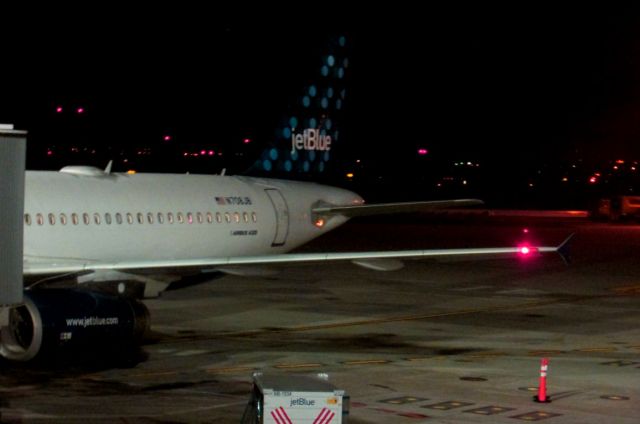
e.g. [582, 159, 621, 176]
[215, 196, 226, 205]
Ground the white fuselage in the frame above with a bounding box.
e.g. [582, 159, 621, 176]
[23, 170, 362, 265]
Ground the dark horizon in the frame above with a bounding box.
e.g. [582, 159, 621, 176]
[2, 5, 640, 206]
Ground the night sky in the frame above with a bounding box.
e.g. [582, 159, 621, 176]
[2, 5, 640, 192]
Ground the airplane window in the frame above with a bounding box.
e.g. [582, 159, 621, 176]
[48, 213, 56, 225]
[157, 212, 164, 224]
[36, 213, 44, 225]
[216, 212, 222, 223]
[94, 213, 101, 225]
[234, 212, 240, 223]
[197, 212, 203, 224]
[177, 212, 184, 224]
[24, 213, 31, 226]
[252, 212, 257, 223]
[105, 213, 112, 225]
[206, 212, 213, 223]
[224, 212, 231, 223]
[167, 212, 174, 224]
[187, 212, 193, 224]
[127, 213, 134, 224]
[72, 213, 79, 225]
[116, 213, 123, 224]
[83, 213, 90, 225]
[137, 213, 144, 224]
[243, 212, 249, 223]
[147, 212, 154, 224]
[60, 213, 67, 225]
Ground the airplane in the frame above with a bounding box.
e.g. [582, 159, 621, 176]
[0, 35, 569, 363]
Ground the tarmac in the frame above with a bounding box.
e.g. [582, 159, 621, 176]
[1, 213, 639, 423]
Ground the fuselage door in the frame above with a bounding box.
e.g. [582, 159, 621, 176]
[265, 188, 289, 246]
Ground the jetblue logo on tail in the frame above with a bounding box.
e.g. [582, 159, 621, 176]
[290, 128, 332, 154]
[248, 34, 348, 176]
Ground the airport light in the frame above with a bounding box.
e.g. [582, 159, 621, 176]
[77, 107, 85, 114]
[417, 148, 428, 155]
[518, 245, 539, 257]
[55, 106, 63, 113]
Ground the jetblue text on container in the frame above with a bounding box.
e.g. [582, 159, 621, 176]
[290, 397, 316, 407]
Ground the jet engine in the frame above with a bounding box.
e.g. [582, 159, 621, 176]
[0, 288, 149, 361]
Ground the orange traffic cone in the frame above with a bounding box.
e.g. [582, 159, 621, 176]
[534, 357, 551, 403]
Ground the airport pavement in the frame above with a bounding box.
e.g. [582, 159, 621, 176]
[1, 214, 639, 423]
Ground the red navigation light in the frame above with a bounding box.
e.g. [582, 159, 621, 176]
[417, 148, 428, 155]
[518, 245, 539, 256]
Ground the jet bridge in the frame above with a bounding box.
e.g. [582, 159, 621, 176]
[0, 124, 26, 309]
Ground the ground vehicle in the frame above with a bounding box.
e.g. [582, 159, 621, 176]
[592, 195, 640, 221]
[241, 373, 348, 423]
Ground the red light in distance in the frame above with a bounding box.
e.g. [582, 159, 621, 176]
[417, 148, 428, 155]
[55, 106, 63, 113]
[76, 107, 84, 114]
[243, 138, 251, 144]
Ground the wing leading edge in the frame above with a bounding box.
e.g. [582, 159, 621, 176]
[311, 199, 484, 218]
[25, 235, 572, 276]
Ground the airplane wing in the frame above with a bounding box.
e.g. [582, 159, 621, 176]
[24, 234, 572, 276]
[312, 199, 483, 217]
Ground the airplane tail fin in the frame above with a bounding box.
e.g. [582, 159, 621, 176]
[246, 34, 350, 180]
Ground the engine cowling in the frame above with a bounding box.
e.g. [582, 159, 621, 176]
[0, 288, 149, 361]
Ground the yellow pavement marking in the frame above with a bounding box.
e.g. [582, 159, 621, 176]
[273, 363, 323, 369]
[204, 366, 256, 374]
[125, 371, 179, 378]
[577, 347, 616, 352]
[343, 359, 390, 365]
